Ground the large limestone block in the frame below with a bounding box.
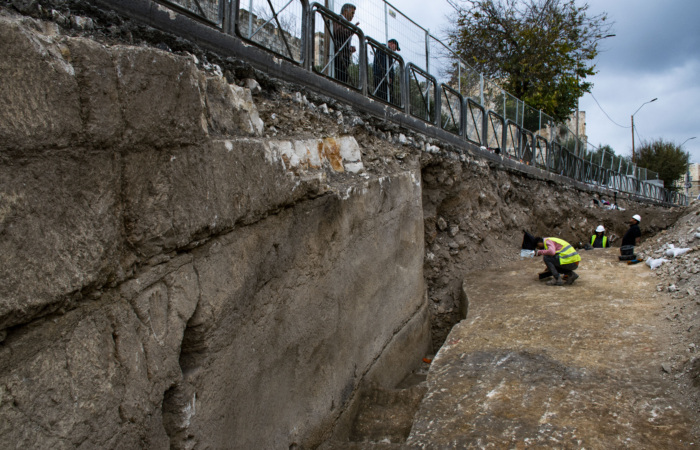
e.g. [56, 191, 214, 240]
[122, 139, 306, 258]
[0, 150, 122, 330]
[174, 170, 425, 449]
[65, 37, 124, 147]
[0, 300, 165, 449]
[0, 259, 200, 448]
[112, 46, 208, 147]
[0, 15, 81, 153]
[205, 76, 264, 136]
[267, 136, 365, 173]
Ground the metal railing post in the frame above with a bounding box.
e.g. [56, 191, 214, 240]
[458, 63, 461, 93]
[247, 0, 253, 38]
[480, 73, 484, 106]
[503, 91, 506, 121]
[384, 1, 388, 44]
[359, 33, 367, 96]
[425, 29, 430, 74]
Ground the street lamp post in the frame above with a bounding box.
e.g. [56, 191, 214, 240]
[631, 98, 657, 163]
[682, 137, 697, 198]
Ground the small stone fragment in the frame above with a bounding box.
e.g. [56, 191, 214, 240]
[319, 103, 329, 114]
[449, 225, 459, 237]
[662, 363, 672, 373]
[12, 0, 37, 14]
[437, 217, 448, 231]
[70, 15, 94, 30]
[243, 78, 262, 95]
[52, 9, 69, 26]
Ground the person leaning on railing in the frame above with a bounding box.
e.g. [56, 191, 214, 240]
[372, 39, 400, 104]
[332, 4, 359, 84]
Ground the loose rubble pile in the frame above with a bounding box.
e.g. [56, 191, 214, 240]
[635, 200, 700, 424]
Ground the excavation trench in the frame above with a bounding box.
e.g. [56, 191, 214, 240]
[323, 247, 700, 449]
[419, 155, 680, 351]
[316, 159, 684, 449]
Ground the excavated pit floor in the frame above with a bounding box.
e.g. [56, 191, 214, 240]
[407, 248, 697, 449]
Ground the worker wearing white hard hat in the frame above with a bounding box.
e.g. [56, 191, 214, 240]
[591, 225, 608, 248]
[622, 214, 642, 247]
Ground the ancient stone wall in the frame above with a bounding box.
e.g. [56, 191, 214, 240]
[0, 12, 428, 449]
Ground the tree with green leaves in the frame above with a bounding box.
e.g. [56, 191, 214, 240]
[636, 139, 690, 191]
[448, 0, 613, 122]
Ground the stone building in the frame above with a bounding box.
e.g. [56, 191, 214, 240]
[677, 163, 700, 198]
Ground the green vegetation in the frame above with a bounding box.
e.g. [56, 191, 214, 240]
[449, 0, 613, 122]
[636, 139, 690, 191]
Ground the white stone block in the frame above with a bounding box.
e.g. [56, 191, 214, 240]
[338, 136, 362, 162]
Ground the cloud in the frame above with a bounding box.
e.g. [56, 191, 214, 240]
[581, 0, 700, 162]
[586, 0, 700, 74]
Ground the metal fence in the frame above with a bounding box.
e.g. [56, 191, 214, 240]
[165, 0, 224, 27]
[159, 0, 685, 206]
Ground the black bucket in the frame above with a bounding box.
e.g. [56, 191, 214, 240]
[620, 245, 635, 256]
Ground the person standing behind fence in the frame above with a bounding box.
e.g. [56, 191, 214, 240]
[332, 4, 359, 84]
[372, 39, 400, 104]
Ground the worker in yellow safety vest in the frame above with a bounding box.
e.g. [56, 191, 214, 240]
[591, 225, 608, 248]
[534, 236, 582, 286]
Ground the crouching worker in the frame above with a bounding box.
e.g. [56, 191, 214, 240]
[591, 225, 609, 248]
[535, 237, 582, 286]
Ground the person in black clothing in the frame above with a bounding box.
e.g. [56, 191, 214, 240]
[621, 214, 642, 247]
[332, 4, 358, 84]
[372, 39, 400, 104]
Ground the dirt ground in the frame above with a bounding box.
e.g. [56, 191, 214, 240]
[408, 248, 697, 449]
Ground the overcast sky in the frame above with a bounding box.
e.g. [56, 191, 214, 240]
[386, 0, 700, 162]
